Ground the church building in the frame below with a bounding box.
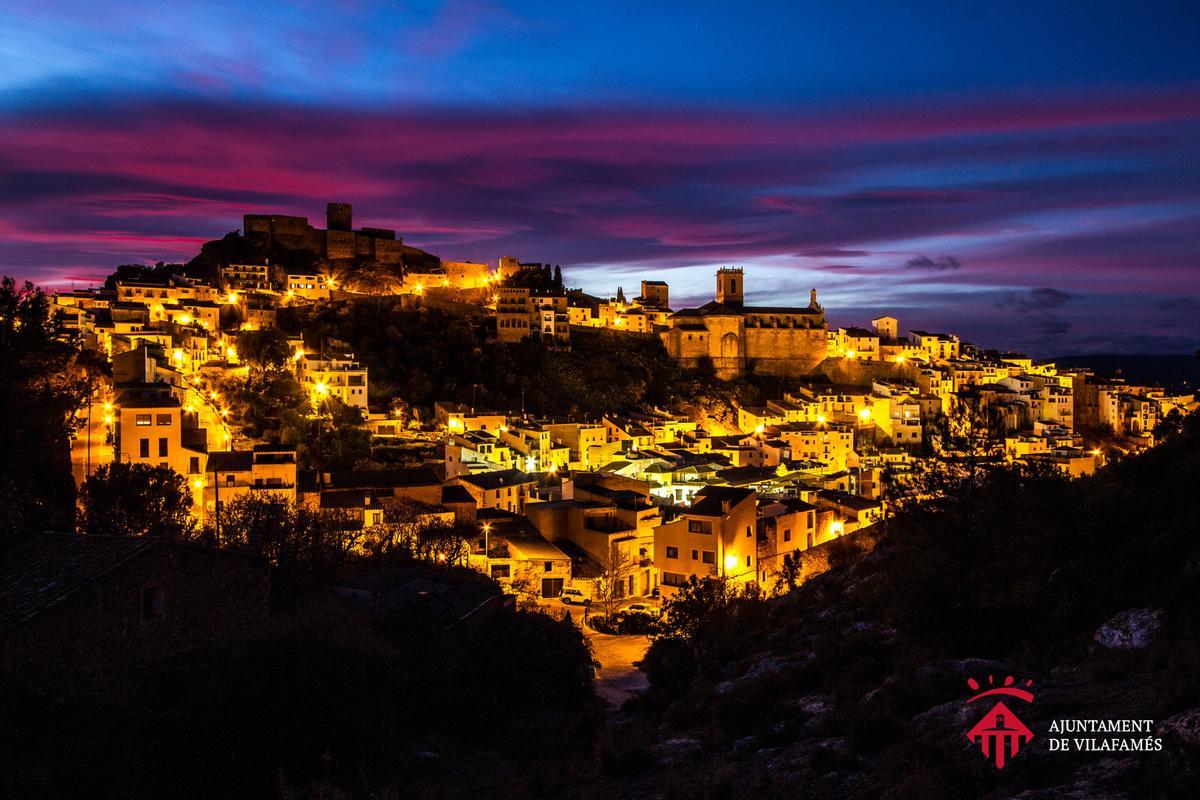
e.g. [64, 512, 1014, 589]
[660, 268, 828, 380]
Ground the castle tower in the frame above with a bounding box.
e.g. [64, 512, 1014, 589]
[809, 288, 821, 310]
[716, 267, 744, 307]
[326, 202, 353, 232]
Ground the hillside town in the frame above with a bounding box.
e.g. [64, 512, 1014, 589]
[46, 204, 1197, 605]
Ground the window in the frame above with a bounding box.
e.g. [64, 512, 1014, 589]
[158, 438, 168, 457]
[745, 555, 751, 567]
[139, 438, 150, 458]
[136, 414, 152, 426]
[490, 564, 511, 579]
[662, 572, 688, 587]
[544, 561, 553, 572]
[156, 414, 172, 426]
[783, 529, 792, 542]
[701, 550, 715, 565]
[746, 526, 752, 538]
[665, 546, 679, 559]
[189, 457, 199, 474]
[691, 549, 698, 560]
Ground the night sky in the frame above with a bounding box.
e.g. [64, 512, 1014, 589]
[2, 1, 1198, 355]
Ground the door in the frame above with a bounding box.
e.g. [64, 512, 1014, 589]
[541, 577, 564, 598]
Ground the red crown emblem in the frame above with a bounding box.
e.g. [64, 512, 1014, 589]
[964, 675, 1034, 769]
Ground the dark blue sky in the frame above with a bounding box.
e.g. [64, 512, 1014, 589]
[2, 1, 1198, 354]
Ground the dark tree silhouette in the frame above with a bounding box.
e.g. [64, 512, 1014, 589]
[77, 462, 195, 539]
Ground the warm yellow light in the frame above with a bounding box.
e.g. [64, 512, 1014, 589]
[414, 283, 424, 295]
[314, 381, 329, 397]
[482, 522, 492, 534]
[754, 423, 765, 434]
[210, 391, 219, 400]
[292, 349, 304, 361]
[858, 408, 871, 420]
[191, 478, 205, 490]
[829, 521, 844, 537]
[103, 415, 113, 425]
[499, 425, 508, 432]
[172, 348, 184, 363]
[103, 402, 113, 411]
[226, 292, 238, 304]
[525, 456, 536, 471]
[185, 404, 195, 413]
[285, 289, 294, 298]
[816, 414, 826, 424]
[177, 314, 192, 325]
[1091, 448, 1101, 457]
[324, 277, 335, 288]
[548, 463, 558, 474]
[448, 418, 462, 430]
[225, 346, 238, 360]
[615, 317, 625, 327]
[220, 408, 229, 418]
[724, 554, 739, 571]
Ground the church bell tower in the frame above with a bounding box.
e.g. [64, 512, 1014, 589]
[716, 267, 744, 307]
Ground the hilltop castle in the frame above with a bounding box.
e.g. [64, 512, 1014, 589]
[243, 203, 407, 263]
[661, 268, 828, 379]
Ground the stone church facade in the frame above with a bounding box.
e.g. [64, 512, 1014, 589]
[661, 268, 828, 380]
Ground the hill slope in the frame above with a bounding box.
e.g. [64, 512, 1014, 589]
[611, 414, 1200, 799]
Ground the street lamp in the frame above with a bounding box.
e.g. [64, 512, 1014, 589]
[482, 522, 492, 575]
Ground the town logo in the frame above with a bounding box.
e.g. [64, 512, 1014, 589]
[965, 674, 1035, 769]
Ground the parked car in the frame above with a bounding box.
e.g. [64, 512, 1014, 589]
[624, 602, 659, 616]
[560, 588, 592, 606]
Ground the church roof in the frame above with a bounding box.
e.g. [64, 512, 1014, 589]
[672, 300, 824, 319]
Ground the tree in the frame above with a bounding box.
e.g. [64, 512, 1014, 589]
[212, 493, 362, 582]
[304, 396, 372, 470]
[236, 328, 292, 371]
[78, 462, 195, 539]
[0, 277, 91, 546]
[590, 543, 636, 619]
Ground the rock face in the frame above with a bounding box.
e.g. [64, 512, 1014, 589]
[1093, 608, 1163, 650]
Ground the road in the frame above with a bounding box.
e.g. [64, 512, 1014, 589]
[538, 597, 653, 708]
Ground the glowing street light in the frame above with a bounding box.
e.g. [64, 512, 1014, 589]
[858, 408, 872, 421]
[723, 554, 739, 571]
[816, 414, 826, 425]
[314, 381, 329, 398]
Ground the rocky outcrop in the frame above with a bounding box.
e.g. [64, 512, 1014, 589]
[1093, 608, 1162, 650]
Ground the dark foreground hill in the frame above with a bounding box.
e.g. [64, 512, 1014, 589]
[604, 413, 1200, 799]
